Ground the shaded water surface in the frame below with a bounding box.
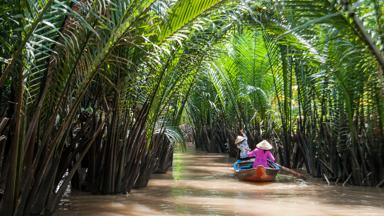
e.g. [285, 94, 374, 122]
[56, 152, 384, 216]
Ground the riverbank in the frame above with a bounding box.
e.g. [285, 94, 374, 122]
[56, 151, 384, 216]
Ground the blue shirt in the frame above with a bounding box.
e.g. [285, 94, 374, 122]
[237, 135, 250, 158]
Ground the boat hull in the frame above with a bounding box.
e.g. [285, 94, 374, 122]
[233, 161, 279, 182]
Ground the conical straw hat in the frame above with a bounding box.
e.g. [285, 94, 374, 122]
[234, 136, 246, 145]
[256, 140, 273, 150]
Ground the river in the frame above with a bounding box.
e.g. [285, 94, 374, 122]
[55, 151, 384, 216]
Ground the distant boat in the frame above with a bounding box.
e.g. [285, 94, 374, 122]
[233, 160, 280, 182]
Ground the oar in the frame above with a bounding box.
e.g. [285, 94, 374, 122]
[268, 160, 306, 179]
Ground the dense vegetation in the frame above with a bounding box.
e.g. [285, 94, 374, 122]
[189, 0, 384, 188]
[0, 0, 383, 215]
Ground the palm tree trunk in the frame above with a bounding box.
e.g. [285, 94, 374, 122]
[1, 61, 24, 216]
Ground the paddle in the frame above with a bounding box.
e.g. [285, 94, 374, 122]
[268, 160, 306, 179]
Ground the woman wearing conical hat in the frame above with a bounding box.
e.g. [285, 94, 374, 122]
[234, 128, 251, 160]
[247, 140, 275, 168]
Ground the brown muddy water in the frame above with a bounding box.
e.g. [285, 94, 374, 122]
[55, 152, 384, 216]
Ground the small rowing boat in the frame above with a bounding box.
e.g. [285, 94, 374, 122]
[233, 160, 280, 182]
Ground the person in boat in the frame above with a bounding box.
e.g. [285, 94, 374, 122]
[234, 129, 251, 161]
[247, 140, 275, 168]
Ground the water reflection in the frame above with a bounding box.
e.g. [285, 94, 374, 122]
[56, 151, 384, 216]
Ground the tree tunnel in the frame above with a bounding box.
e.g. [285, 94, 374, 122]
[1, 0, 384, 215]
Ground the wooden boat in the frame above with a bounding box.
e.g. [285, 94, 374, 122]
[233, 160, 280, 182]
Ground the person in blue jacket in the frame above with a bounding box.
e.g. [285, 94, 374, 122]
[234, 128, 251, 161]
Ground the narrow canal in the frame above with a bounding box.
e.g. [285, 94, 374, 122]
[56, 151, 384, 216]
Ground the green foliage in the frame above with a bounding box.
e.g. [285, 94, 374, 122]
[189, 0, 384, 186]
[0, 0, 230, 215]
[0, 1, 384, 215]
